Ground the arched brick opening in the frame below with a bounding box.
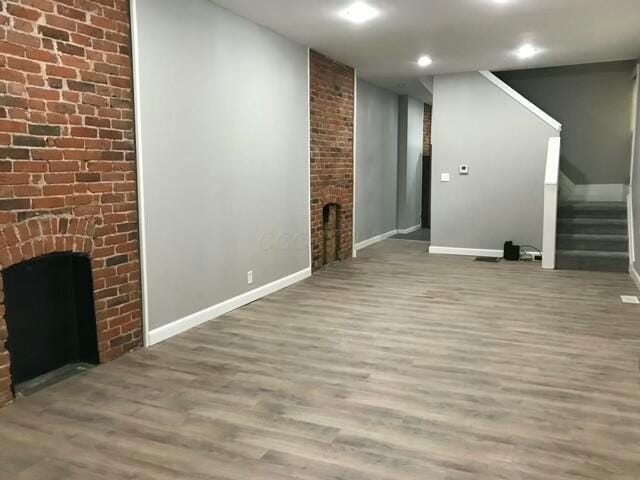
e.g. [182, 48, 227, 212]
[311, 185, 352, 270]
[322, 203, 342, 266]
[0, 215, 138, 405]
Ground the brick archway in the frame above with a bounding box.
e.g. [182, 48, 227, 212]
[311, 185, 352, 270]
[0, 215, 100, 405]
[0, 216, 96, 269]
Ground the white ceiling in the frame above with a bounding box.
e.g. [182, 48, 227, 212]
[210, 0, 640, 99]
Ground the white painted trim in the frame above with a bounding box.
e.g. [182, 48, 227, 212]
[542, 137, 561, 270]
[629, 63, 638, 271]
[564, 184, 629, 202]
[429, 246, 503, 257]
[129, 0, 151, 347]
[352, 69, 358, 258]
[560, 173, 630, 202]
[397, 224, 421, 235]
[544, 137, 561, 186]
[307, 48, 312, 271]
[630, 62, 638, 190]
[355, 229, 398, 250]
[148, 267, 311, 346]
[542, 184, 558, 270]
[479, 70, 562, 132]
[632, 204, 637, 263]
[355, 224, 425, 251]
[630, 264, 640, 293]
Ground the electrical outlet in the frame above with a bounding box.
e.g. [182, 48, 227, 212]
[247, 270, 253, 285]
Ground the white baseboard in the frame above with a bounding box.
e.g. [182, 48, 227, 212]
[355, 226, 423, 251]
[148, 267, 311, 345]
[563, 183, 629, 202]
[355, 229, 398, 250]
[429, 246, 503, 257]
[630, 264, 640, 292]
[397, 224, 422, 235]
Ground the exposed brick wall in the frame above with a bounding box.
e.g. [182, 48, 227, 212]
[0, 0, 141, 406]
[423, 103, 432, 156]
[310, 50, 354, 271]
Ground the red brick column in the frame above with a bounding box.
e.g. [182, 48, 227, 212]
[309, 50, 354, 271]
[0, 0, 142, 406]
[423, 103, 432, 156]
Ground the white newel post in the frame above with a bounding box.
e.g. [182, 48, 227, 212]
[542, 137, 561, 270]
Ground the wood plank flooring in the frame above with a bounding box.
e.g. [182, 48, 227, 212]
[1, 239, 640, 479]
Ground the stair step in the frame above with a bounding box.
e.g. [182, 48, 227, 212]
[556, 249, 629, 273]
[558, 202, 627, 220]
[556, 233, 628, 252]
[557, 218, 627, 235]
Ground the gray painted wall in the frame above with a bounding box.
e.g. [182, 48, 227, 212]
[497, 62, 635, 185]
[431, 72, 558, 251]
[632, 63, 640, 273]
[397, 96, 424, 230]
[134, 0, 310, 331]
[355, 79, 399, 242]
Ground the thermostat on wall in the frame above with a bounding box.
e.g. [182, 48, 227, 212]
[459, 165, 469, 175]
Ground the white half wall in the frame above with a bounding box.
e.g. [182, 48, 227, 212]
[431, 72, 559, 252]
[132, 0, 310, 340]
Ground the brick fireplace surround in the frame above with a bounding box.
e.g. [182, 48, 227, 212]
[0, 0, 142, 406]
[309, 50, 355, 271]
[0, 8, 356, 406]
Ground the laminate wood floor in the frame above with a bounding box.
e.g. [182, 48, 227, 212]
[2, 239, 640, 479]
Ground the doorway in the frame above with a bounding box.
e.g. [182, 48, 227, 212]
[422, 154, 431, 229]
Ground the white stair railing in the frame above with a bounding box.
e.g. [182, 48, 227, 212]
[479, 71, 562, 131]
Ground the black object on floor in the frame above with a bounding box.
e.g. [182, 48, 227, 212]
[503, 241, 521, 261]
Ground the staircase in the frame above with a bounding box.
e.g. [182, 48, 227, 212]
[556, 202, 629, 272]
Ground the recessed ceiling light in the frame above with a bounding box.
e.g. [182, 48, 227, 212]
[418, 55, 433, 67]
[516, 44, 539, 59]
[339, 2, 379, 24]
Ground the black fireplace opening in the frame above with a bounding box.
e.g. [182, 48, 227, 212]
[3, 253, 99, 394]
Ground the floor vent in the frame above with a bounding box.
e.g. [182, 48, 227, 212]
[621, 295, 640, 304]
[475, 257, 501, 263]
